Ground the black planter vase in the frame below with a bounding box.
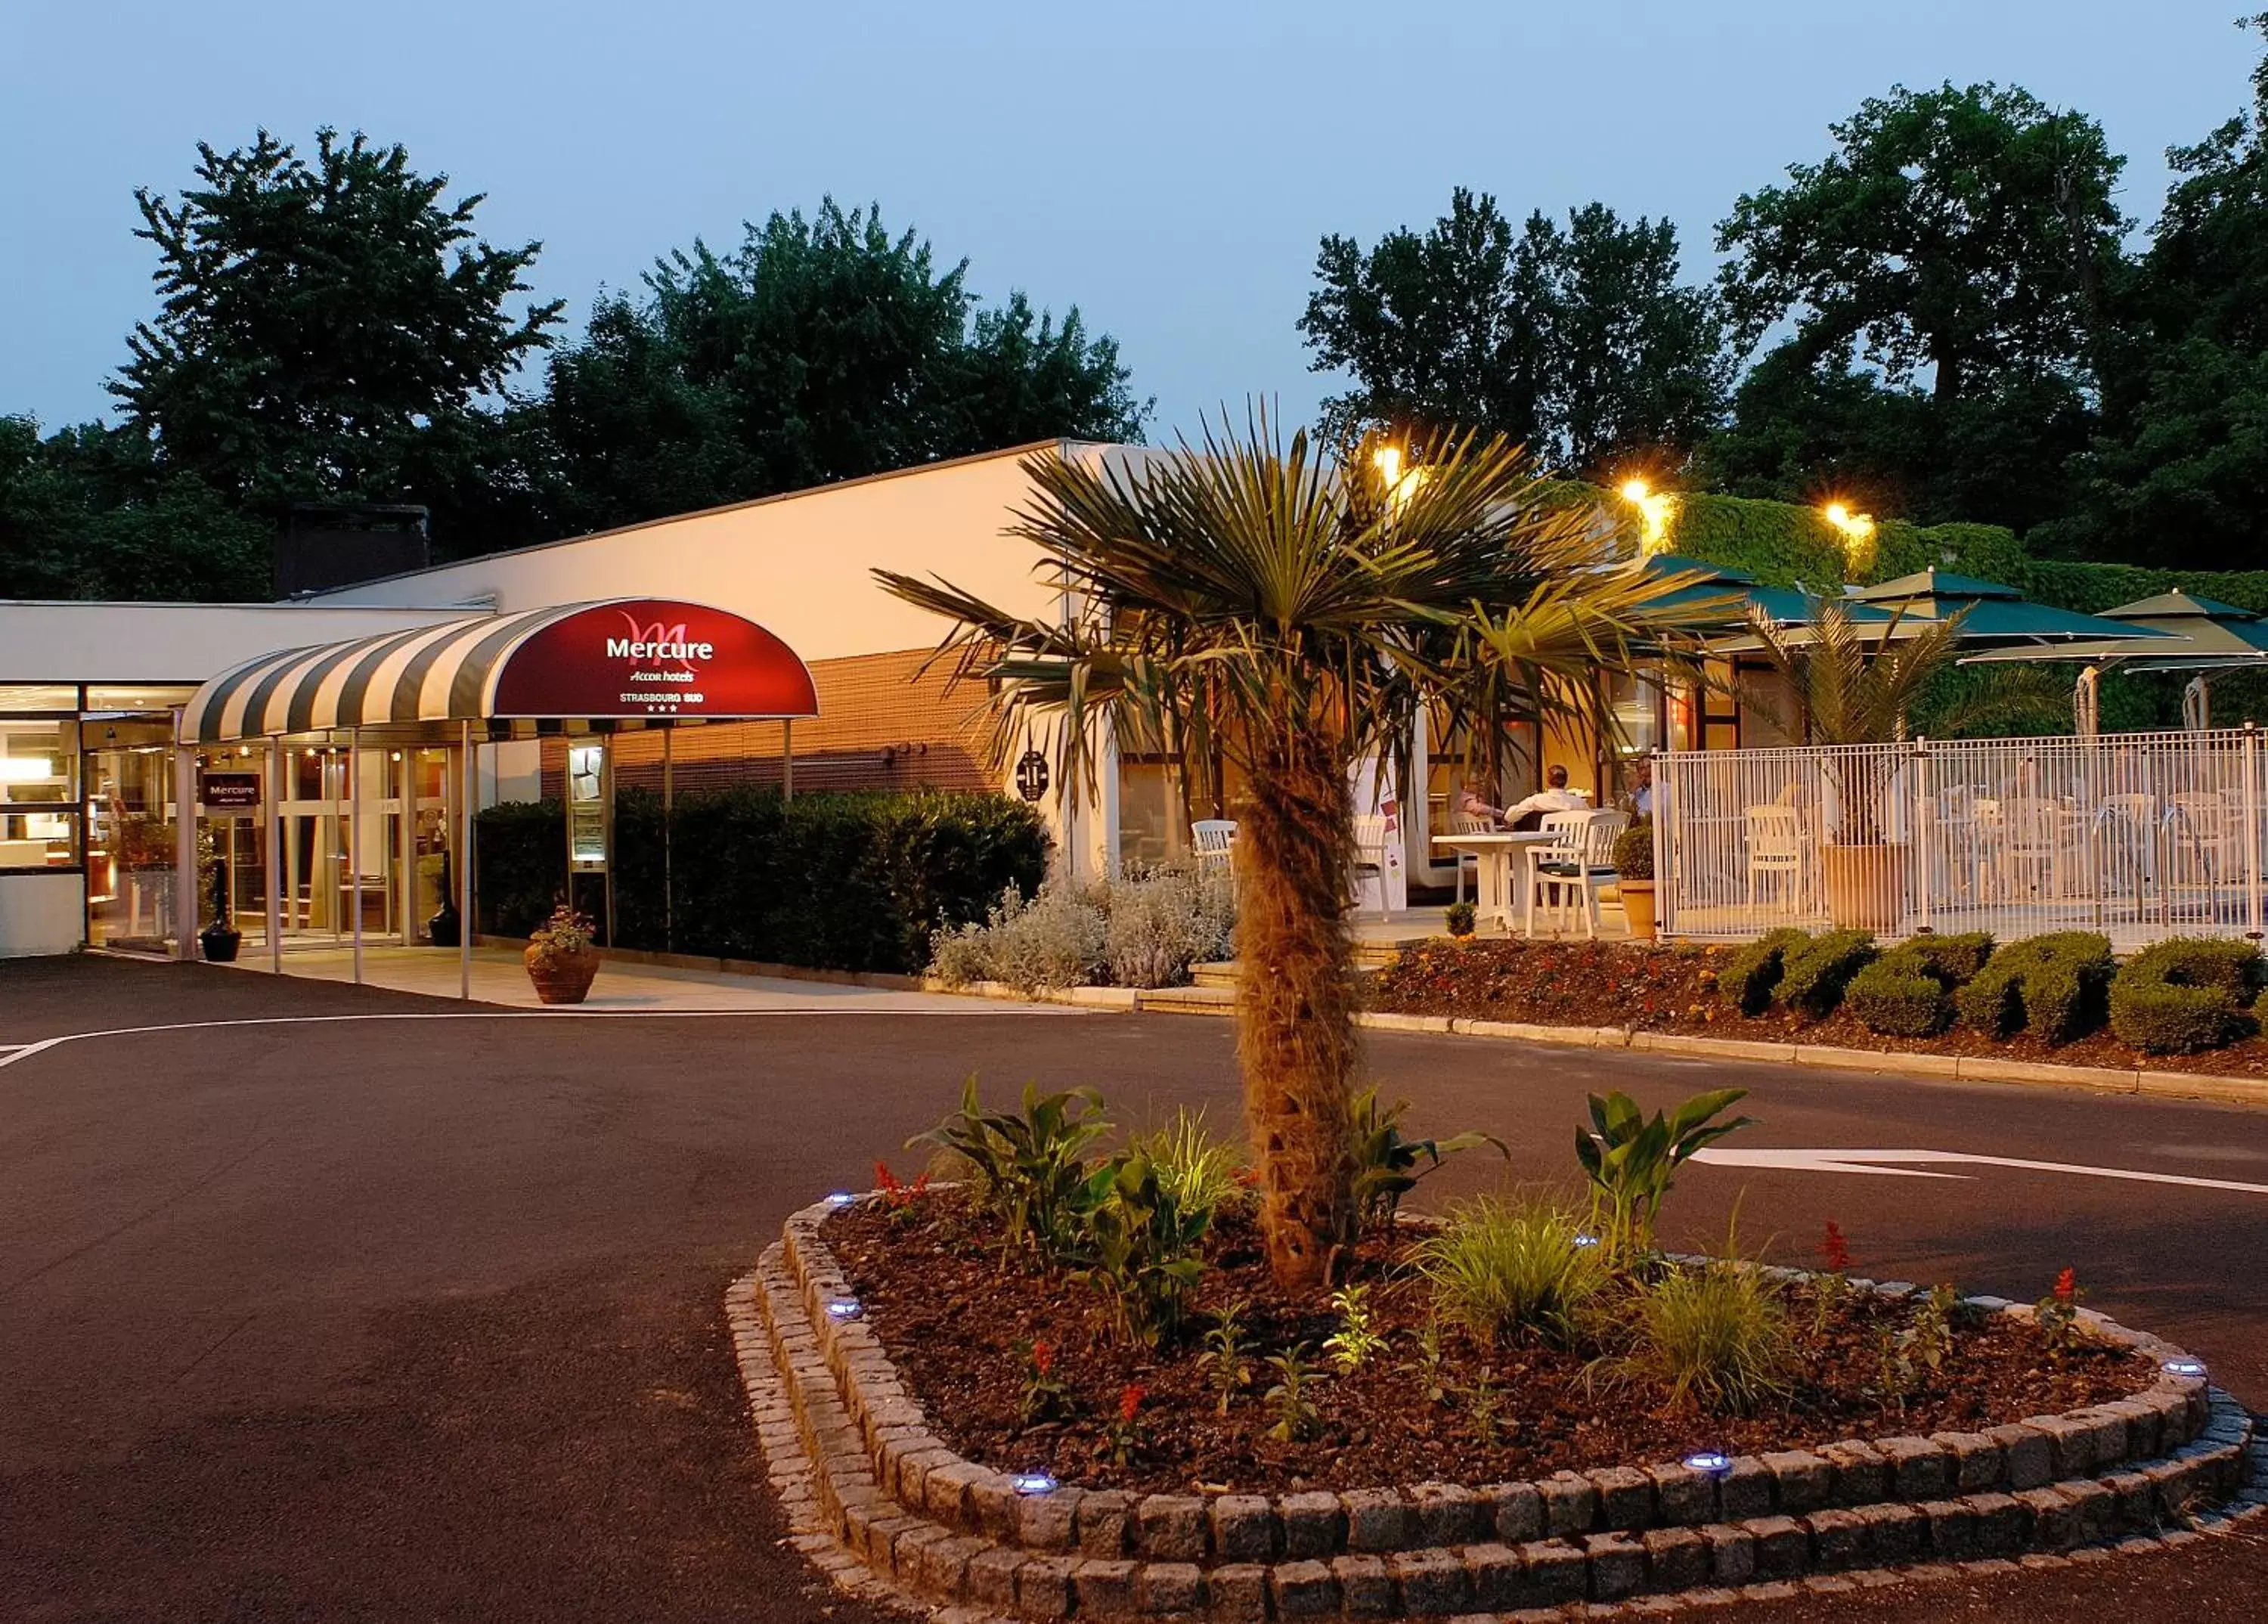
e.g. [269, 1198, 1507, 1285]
[427, 851, 462, 948]
[200, 864, 240, 962]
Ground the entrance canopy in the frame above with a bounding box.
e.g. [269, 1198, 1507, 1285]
[178, 598, 820, 743]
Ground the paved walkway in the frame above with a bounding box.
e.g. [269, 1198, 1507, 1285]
[212, 943, 1073, 1015]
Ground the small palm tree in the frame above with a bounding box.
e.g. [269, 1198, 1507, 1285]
[878, 413, 1700, 1288]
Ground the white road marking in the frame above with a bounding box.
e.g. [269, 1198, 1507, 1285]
[0, 1003, 1074, 1072]
[1693, 1145, 2268, 1198]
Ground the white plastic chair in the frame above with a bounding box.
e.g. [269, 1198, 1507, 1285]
[1744, 804, 1802, 913]
[1349, 813, 1392, 919]
[1191, 819, 1237, 876]
[1448, 812, 1495, 904]
[1526, 809, 1627, 938]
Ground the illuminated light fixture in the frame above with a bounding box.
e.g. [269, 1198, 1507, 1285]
[1820, 500, 1878, 567]
[1616, 477, 1676, 557]
[1371, 442, 1422, 511]
[1572, 1233, 1601, 1249]
[824, 1298, 864, 1321]
[0, 757, 58, 780]
[1683, 1451, 1733, 1477]
[2162, 1357, 2207, 1378]
[824, 1192, 857, 1209]
[1009, 1471, 1058, 1495]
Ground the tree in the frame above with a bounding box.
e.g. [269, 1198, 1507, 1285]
[1716, 83, 2126, 407]
[2047, 16, 2268, 567]
[533, 200, 1148, 540]
[113, 128, 562, 516]
[1300, 190, 1729, 476]
[877, 417, 1700, 1286]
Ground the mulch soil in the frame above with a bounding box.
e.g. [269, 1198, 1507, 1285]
[1365, 937, 2268, 1077]
[826, 1192, 2152, 1498]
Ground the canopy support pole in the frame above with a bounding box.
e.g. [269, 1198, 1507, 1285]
[662, 725, 674, 955]
[2185, 675, 2212, 732]
[350, 727, 364, 986]
[173, 738, 197, 962]
[267, 738, 284, 976]
[782, 718, 794, 801]
[460, 720, 474, 1002]
[2075, 666, 2100, 737]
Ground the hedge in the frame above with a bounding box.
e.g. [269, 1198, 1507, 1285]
[473, 787, 1048, 974]
[1774, 928, 1879, 1018]
[1956, 931, 2116, 1043]
[1845, 932, 1995, 1037]
[1717, 926, 1811, 1016]
[2107, 938, 2265, 1054]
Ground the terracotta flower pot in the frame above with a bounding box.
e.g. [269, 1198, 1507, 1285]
[524, 944, 601, 1005]
[1822, 844, 1907, 931]
[1620, 879, 1657, 941]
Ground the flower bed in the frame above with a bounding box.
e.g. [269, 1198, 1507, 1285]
[1367, 938, 2268, 1077]
[828, 1189, 2149, 1498]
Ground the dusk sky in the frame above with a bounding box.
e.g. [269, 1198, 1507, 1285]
[3, 2, 2258, 445]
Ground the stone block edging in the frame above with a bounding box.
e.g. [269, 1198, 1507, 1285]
[735, 1217, 2264, 1619]
[774, 1196, 2240, 1579]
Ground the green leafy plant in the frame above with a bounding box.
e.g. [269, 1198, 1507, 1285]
[1322, 1285, 1390, 1373]
[1197, 1300, 1255, 1415]
[1718, 927, 1810, 1015]
[1414, 1195, 1614, 1349]
[2035, 1266, 2084, 1356]
[1401, 1319, 1452, 1406]
[1133, 1107, 1249, 1221]
[1907, 1283, 1959, 1379]
[528, 902, 596, 958]
[1611, 819, 1654, 882]
[1773, 928, 1878, 1017]
[1018, 1339, 1073, 1425]
[1622, 1261, 1794, 1415]
[1574, 1088, 1755, 1266]
[1463, 1371, 1505, 1445]
[909, 1077, 1108, 1263]
[2108, 938, 2265, 1054]
[1957, 932, 2115, 1043]
[1444, 900, 1477, 938]
[1350, 1086, 1508, 1230]
[1263, 1347, 1324, 1443]
[1846, 932, 1995, 1037]
[1069, 1148, 1213, 1347]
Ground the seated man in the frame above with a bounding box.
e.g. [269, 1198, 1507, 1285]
[1502, 764, 1592, 829]
[1454, 779, 1503, 827]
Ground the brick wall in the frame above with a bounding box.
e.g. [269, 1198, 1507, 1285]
[538, 647, 993, 801]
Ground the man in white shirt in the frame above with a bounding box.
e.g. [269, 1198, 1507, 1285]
[1503, 764, 1592, 826]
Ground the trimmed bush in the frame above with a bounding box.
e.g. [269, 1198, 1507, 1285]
[1612, 819, 1655, 881]
[2108, 938, 2266, 1054]
[1718, 927, 1810, 1016]
[1845, 931, 1995, 1037]
[1774, 928, 1878, 1018]
[476, 787, 1048, 974]
[1956, 931, 2116, 1043]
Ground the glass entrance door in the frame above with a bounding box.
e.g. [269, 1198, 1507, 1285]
[85, 727, 178, 954]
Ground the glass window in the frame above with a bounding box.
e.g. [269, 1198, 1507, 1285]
[0, 809, 76, 868]
[84, 684, 197, 713]
[1117, 760, 1185, 869]
[0, 684, 79, 712]
[1, 719, 75, 803]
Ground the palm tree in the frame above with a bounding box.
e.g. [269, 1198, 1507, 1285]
[878, 413, 1702, 1288]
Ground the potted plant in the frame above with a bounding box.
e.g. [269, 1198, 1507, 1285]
[198, 861, 241, 962]
[1443, 900, 1476, 938]
[426, 849, 461, 947]
[1612, 820, 1657, 941]
[524, 902, 601, 1004]
[1746, 598, 1966, 931]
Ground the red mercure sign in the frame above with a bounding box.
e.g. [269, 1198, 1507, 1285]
[491, 600, 820, 721]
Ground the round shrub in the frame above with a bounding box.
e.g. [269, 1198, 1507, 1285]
[1613, 820, 1654, 881]
[1956, 931, 2115, 1043]
[1845, 931, 1995, 1037]
[2108, 938, 2265, 1054]
[1774, 928, 1878, 1018]
[1718, 927, 1811, 1016]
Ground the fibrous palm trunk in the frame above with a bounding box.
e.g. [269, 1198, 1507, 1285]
[1235, 729, 1359, 1291]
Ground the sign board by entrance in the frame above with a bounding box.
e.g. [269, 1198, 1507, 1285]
[494, 600, 820, 721]
[200, 772, 261, 810]
[1015, 749, 1050, 803]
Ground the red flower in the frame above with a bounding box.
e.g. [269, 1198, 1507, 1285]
[1820, 1220, 1852, 1273]
[1118, 1383, 1146, 1424]
[2053, 1267, 2076, 1304]
[1031, 1340, 1055, 1375]
[875, 1160, 902, 1195]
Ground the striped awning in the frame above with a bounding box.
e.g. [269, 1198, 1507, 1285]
[178, 598, 820, 744]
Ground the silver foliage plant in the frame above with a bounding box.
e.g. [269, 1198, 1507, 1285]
[929, 862, 1235, 992]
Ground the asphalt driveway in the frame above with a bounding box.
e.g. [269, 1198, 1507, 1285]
[3, 954, 2264, 1621]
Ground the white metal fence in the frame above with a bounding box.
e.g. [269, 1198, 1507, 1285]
[1655, 727, 2268, 951]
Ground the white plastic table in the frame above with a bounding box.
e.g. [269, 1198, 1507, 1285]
[1429, 831, 1560, 932]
